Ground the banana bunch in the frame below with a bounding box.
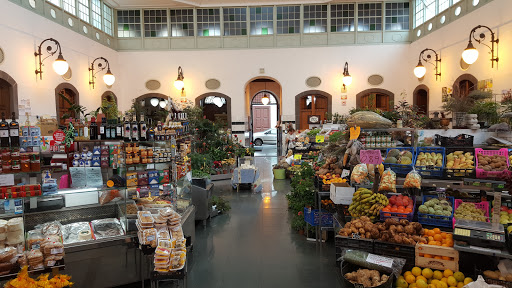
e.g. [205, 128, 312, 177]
[348, 188, 389, 219]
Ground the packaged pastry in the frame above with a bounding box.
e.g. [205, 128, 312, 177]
[0, 233, 6, 241]
[155, 247, 171, 257]
[158, 239, 172, 248]
[99, 189, 122, 205]
[0, 247, 17, 263]
[7, 218, 23, 232]
[42, 241, 64, 256]
[175, 238, 186, 249]
[26, 230, 44, 249]
[27, 249, 44, 270]
[0, 220, 7, 233]
[137, 211, 154, 226]
[378, 168, 397, 193]
[154, 266, 169, 273]
[159, 208, 175, 218]
[154, 256, 169, 265]
[157, 230, 170, 240]
[143, 228, 157, 248]
[6, 230, 24, 245]
[0, 262, 15, 275]
[17, 252, 27, 267]
[40, 221, 62, 236]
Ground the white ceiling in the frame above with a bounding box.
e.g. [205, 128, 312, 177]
[105, 0, 362, 8]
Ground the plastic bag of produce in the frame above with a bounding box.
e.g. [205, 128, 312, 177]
[340, 249, 406, 277]
[351, 164, 368, 184]
[403, 168, 422, 189]
[378, 168, 396, 193]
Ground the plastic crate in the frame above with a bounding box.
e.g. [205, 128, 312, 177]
[383, 147, 415, 176]
[417, 195, 455, 228]
[475, 148, 511, 179]
[435, 134, 474, 147]
[444, 148, 476, 180]
[304, 207, 334, 227]
[374, 240, 415, 271]
[414, 147, 445, 178]
[379, 193, 415, 222]
[476, 268, 512, 288]
[453, 199, 490, 228]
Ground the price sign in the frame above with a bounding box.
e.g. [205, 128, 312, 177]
[366, 253, 394, 268]
[315, 135, 325, 143]
[294, 154, 302, 160]
[351, 233, 361, 239]
[53, 129, 65, 143]
[360, 150, 383, 165]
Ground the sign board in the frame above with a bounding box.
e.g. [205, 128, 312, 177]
[493, 192, 501, 224]
[349, 126, 360, 140]
[85, 167, 103, 188]
[315, 135, 325, 143]
[52, 129, 65, 143]
[360, 150, 383, 165]
[0, 174, 14, 187]
[366, 253, 394, 268]
[294, 154, 302, 160]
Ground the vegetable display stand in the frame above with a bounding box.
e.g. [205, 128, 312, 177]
[475, 148, 510, 179]
[383, 147, 415, 176]
[373, 240, 415, 271]
[417, 195, 455, 228]
[444, 148, 476, 180]
[414, 147, 445, 178]
[304, 207, 334, 227]
[380, 193, 415, 222]
[415, 243, 459, 271]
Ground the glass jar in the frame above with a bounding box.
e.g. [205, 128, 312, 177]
[21, 155, 30, 172]
[2, 159, 11, 173]
[10, 148, 20, 160]
[11, 160, 21, 172]
[1, 148, 10, 161]
[30, 153, 41, 171]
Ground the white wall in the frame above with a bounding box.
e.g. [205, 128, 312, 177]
[408, 0, 512, 111]
[1, 0, 511, 126]
[0, 1, 119, 122]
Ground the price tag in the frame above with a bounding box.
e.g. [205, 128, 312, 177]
[14, 199, 23, 215]
[493, 192, 501, 224]
[0, 174, 14, 187]
[360, 150, 383, 165]
[294, 154, 302, 160]
[349, 126, 361, 140]
[366, 253, 394, 268]
[52, 129, 65, 143]
[341, 169, 350, 178]
[351, 233, 361, 239]
[315, 135, 325, 143]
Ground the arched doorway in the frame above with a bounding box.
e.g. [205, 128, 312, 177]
[55, 83, 79, 125]
[245, 78, 282, 156]
[135, 93, 169, 125]
[0, 70, 19, 117]
[453, 74, 477, 98]
[413, 85, 429, 115]
[294, 90, 332, 130]
[195, 93, 231, 128]
[101, 91, 118, 104]
[356, 88, 395, 111]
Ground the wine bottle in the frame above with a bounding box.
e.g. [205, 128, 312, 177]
[9, 112, 19, 147]
[131, 114, 139, 142]
[90, 117, 98, 140]
[83, 116, 90, 140]
[0, 113, 10, 147]
[140, 114, 147, 141]
[124, 115, 131, 142]
[116, 117, 123, 140]
[105, 119, 111, 139]
[99, 117, 106, 140]
[148, 118, 155, 141]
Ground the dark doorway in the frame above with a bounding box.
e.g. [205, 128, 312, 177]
[199, 96, 228, 127]
[416, 89, 428, 115]
[57, 88, 77, 125]
[0, 79, 11, 116]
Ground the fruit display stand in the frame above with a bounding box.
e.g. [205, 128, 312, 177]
[415, 244, 459, 271]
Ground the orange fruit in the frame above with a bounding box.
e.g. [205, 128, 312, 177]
[442, 244, 450, 247]
[434, 256, 443, 259]
[428, 236, 434, 242]
[434, 234, 443, 241]
[424, 229, 429, 236]
[445, 240, 454, 247]
[433, 228, 441, 234]
[428, 241, 437, 246]
[444, 269, 454, 278]
[446, 234, 453, 239]
[442, 256, 451, 260]
[440, 232, 448, 239]
[424, 254, 433, 258]
[406, 274, 417, 284]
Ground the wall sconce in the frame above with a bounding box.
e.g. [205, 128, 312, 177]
[34, 38, 69, 79]
[89, 57, 115, 88]
[461, 25, 499, 67]
[342, 62, 352, 89]
[413, 48, 441, 80]
[159, 99, 168, 108]
[174, 66, 184, 90]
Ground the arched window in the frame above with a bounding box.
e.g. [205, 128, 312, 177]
[453, 74, 477, 98]
[0, 70, 18, 117]
[356, 89, 395, 112]
[101, 91, 118, 104]
[413, 85, 429, 115]
[55, 83, 79, 125]
[195, 93, 232, 128]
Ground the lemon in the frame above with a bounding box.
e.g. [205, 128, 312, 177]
[412, 267, 423, 277]
[457, 282, 464, 288]
[433, 271, 444, 280]
[428, 285, 436, 288]
[431, 279, 440, 286]
[453, 272, 465, 283]
[396, 277, 409, 288]
[441, 278, 448, 284]
[438, 281, 448, 288]
[417, 279, 428, 288]
[406, 274, 417, 284]
[409, 283, 418, 288]
[444, 269, 454, 278]
[447, 276, 457, 287]
[423, 268, 434, 279]
[464, 277, 473, 285]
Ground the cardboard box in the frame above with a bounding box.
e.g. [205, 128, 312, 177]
[40, 118, 59, 136]
[330, 183, 355, 205]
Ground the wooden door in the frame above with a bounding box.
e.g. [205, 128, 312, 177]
[57, 88, 76, 125]
[361, 93, 390, 111]
[416, 89, 428, 115]
[0, 79, 11, 116]
[253, 106, 270, 132]
[299, 95, 328, 130]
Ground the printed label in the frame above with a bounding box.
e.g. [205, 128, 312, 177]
[9, 129, 19, 137]
[51, 248, 64, 254]
[366, 253, 393, 268]
[0, 130, 8, 137]
[47, 260, 56, 267]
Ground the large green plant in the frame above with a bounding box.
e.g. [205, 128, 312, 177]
[286, 163, 315, 231]
[469, 101, 501, 125]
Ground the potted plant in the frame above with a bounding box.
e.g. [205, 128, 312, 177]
[469, 100, 501, 128]
[442, 89, 492, 128]
[272, 163, 287, 180]
[285, 163, 315, 233]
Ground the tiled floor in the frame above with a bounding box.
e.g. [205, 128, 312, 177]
[184, 156, 342, 288]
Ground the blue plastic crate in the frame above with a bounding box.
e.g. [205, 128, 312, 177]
[304, 207, 334, 227]
[417, 195, 454, 228]
[414, 147, 446, 178]
[383, 147, 415, 175]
